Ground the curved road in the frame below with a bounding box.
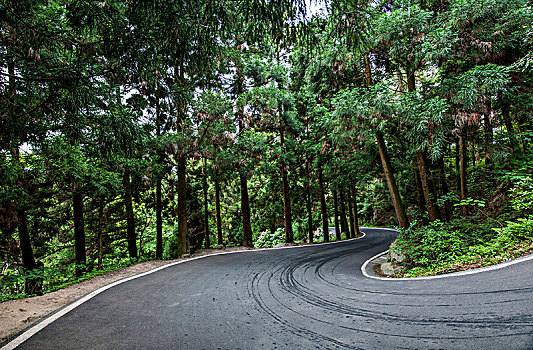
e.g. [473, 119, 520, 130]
[6, 228, 533, 349]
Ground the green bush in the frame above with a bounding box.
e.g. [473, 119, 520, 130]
[163, 223, 181, 259]
[395, 216, 532, 277]
[393, 161, 533, 278]
[394, 220, 468, 267]
[254, 228, 285, 248]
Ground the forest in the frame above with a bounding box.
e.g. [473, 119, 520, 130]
[1, 0, 532, 299]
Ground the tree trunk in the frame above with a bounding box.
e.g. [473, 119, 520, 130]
[339, 190, 349, 238]
[375, 133, 410, 229]
[483, 108, 493, 167]
[240, 173, 253, 247]
[280, 129, 294, 243]
[416, 151, 442, 222]
[502, 103, 520, 152]
[203, 159, 210, 249]
[155, 91, 163, 259]
[437, 158, 451, 222]
[156, 175, 163, 259]
[459, 134, 468, 217]
[215, 175, 223, 246]
[413, 160, 429, 225]
[318, 166, 329, 242]
[305, 159, 314, 244]
[73, 186, 86, 276]
[515, 111, 527, 153]
[347, 192, 355, 240]
[123, 170, 137, 259]
[270, 212, 276, 236]
[98, 199, 104, 270]
[364, 54, 373, 88]
[351, 187, 361, 237]
[333, 190, 341, 240]
[177, 156, 189, 255]
[17, 209, 41, 295]
[455, 139, 461, 193]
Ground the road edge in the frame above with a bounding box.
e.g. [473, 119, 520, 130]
[361, 247, 533, 281]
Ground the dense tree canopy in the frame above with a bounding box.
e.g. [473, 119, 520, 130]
[1, 0, 532, 297]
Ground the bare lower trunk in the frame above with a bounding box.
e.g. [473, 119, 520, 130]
[318, 166, 329, 242]
[515, 111, 527, 153]
[124, 171, 137, 259]
[413, 160, 429, 225]
[333, 191, 341, 240]
[347, 194, 355, 239]
[305, 159, 313, 243]
[437, 158, 451, 222]
[270, 212, 276, 236]
[73, 188, 86, 276]
[502, 104, 520, 152]
[375, 133, 410, 228]
[455, 142, 462, 201]
[306, 185, 313, 244]
[339, 191, 349, 238]
[18, 209, 41, 295]
[156, 176, 163, 259]
[483, 110, 493, 167]
[215, 175, 223, 246]
[98, 199, 104, 270]
[416, 151, 442, 222]
[351, 188, 361, 237]
[240, 173, 253, 247]
[459, 134, 468, 217]
[177, 156, 189, 255]
[203, 166, 210, 249]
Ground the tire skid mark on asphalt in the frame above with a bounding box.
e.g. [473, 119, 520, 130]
[284, 239, 533, 329]
[248, 267, 365, 350]
[245, 234, 533, 345]
[317, 253, 533, 297]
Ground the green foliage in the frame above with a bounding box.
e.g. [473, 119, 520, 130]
[454, 198, 486, 208]
[395, 218, 532, 278]
[254, 228, 285, 248]
[0, 258, 142, 302]
[394, 160, 533, 277]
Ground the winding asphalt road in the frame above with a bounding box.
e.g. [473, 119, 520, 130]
[5, 228, 533, 349]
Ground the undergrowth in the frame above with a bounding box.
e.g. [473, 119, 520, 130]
[0, 256, 151, 302]
[391, 157, 533, 278]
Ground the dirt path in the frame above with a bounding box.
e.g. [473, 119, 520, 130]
[0, 246, 254, 343]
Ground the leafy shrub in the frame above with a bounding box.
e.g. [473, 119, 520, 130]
[395, 215, 532, 277]
[254, 228, 285, 248]
[394, 220, 469, 267]
[0, 258, 137, 302]
[163, 223, 181, 259]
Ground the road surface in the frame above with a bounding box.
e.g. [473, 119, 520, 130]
[5, 228, 533, 349]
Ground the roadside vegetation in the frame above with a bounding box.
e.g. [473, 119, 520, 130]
[1, 0, 532, 300]
[392, 155, 533, 277]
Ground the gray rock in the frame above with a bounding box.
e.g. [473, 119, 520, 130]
[388, 243, 405, 263]
[380, 262, 402, 276]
